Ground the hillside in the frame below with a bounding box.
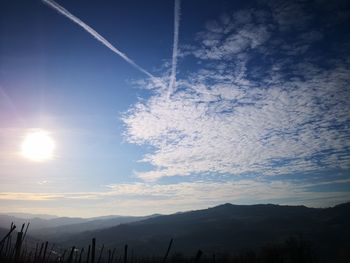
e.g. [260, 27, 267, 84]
[0, 214, 86, 230]
[57, 202, 350, 260]
[30, 215, 159, 239]
[0, 213, 160, 241]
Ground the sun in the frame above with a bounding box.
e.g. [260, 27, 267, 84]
[21, 130, 55, 161]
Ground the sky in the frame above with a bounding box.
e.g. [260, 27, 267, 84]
[0, 0, 350, 217]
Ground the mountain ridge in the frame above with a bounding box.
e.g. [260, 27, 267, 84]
[50, 202, 350, 258]
[1, 202, 349, 261]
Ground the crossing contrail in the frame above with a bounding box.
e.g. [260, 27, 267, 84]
[168, 0, 181, 96]
[42, 0, 165, 88]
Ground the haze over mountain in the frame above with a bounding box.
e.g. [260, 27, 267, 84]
[30, 214, 160, 239]
[2, 213, 59, 220]
[0, 214, 87, 231]
[0, 213, 159, 238]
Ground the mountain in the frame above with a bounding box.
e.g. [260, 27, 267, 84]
[59, 202, 350, 261]
[3, 213, 59, 220]
[0, 214, 87, 231]
[0, 213, 161, 243]
[30, 215, 160, 239]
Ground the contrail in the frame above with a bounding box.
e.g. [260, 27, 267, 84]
[42, 0, 165, 88]
[168, 0, 181, 96]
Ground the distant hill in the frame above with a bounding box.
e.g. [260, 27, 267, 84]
[0, 213, 161, 240]
[2, 212, 59, 220]
[0, 214, 87, 230]
[30, 214, 160, 239]
[57, 202, 350, 260]
[2, 203, 349, 261]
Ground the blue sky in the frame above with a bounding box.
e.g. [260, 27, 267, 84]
[0, 0, 350, 217]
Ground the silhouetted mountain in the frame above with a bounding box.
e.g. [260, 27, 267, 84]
[31, 214, 160, 239]
[0, 212, 163, 245]
[0, 215, 87, 230]
[57, 202, 350, 261]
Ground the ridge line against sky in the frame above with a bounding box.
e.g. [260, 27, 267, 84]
[42, 0, 167, 90]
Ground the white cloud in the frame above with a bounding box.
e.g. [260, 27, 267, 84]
[122, 3, 350, 181]
[193, 16, 271, 60]
[269, 1, 313, 32]
[123, 62, 350, 180]
[0, 192, 64, 201]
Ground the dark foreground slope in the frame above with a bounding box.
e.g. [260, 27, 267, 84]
[60, 202, 350, 260]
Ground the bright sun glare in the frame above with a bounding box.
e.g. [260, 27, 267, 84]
[21, 130, 55, 161]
